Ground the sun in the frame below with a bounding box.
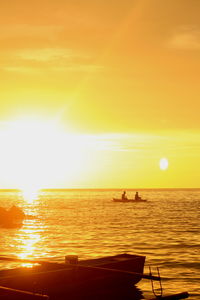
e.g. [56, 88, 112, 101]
[0, 117, 113, 194]
[159, 158, 169, 171]
[0, 117, 91, 196]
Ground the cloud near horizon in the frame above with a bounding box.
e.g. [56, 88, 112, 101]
[168, 27, 200, 50]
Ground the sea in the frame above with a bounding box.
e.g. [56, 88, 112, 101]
[0, 188, 199, 299]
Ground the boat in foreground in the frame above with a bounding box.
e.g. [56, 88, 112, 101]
[0, 254, 189, 300]
[0, 254, 146, 299]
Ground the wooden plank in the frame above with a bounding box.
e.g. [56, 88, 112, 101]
[0, 285, 49, 299]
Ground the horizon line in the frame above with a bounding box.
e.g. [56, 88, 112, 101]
[0, 187, 200, 191]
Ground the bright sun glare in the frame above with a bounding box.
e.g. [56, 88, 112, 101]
[0, 118, 92, 198]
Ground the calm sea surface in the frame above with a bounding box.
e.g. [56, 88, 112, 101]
[0, 189, 199, 299]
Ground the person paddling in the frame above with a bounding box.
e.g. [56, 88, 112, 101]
[122, 191, 127, 200]
[135, 191, 140, 200]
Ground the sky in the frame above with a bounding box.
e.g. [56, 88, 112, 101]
[0, 0, 200, 189]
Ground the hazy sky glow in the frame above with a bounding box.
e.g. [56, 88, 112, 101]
[0, 0, 200, 189]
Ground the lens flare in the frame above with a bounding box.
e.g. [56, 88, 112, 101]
[159, 158, 169, 170]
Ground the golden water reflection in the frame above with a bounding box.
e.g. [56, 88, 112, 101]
[21, 188, 40, 204]
[17, 232, 41, 260]
[15, 219, 42, 267]
[15, 191, 47, 267]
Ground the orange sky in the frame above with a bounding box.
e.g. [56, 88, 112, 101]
[0, 0, 200, 189]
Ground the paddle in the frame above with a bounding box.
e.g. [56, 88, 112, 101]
[0, 255, 161, 281]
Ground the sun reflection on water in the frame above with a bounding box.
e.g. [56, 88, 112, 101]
[15, 219, 42, 267]
[14, 190, 47, 267]
[21, 187, 40, 204]
[17, 232, 41, 260]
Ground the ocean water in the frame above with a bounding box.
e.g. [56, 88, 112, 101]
[0, 189, 199, 299]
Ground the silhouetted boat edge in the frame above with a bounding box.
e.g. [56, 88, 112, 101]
[113, 198, 147, 202]
[0, 254, 189, 299]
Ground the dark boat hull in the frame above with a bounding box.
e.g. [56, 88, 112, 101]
[113, 198, 147, 202]
[0, 254, 145, 299]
